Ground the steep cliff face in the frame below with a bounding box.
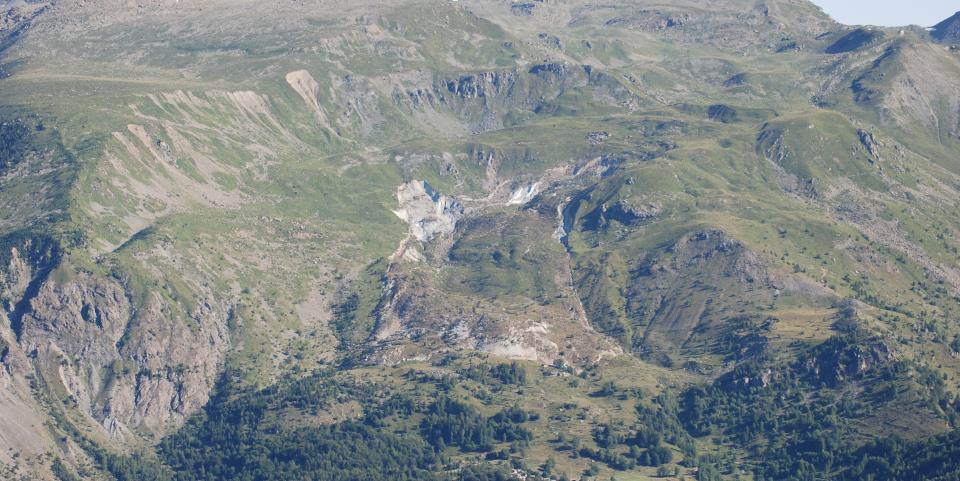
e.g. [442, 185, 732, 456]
[0, 232, 230, 447]
[383, 63, 638, 137]
[17, 271, 230, 438]
[0, 246, 37, 315]
[0, 241, 67, 478]
[393, 180, 464, 244]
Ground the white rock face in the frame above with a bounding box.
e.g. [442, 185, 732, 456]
[507, 182, 540, 205]
[393, 181, 463, 242]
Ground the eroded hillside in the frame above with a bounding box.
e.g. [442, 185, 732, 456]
[1, 1, 960, 480]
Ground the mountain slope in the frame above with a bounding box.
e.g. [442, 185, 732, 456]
[933, 12, 960, 44]
[1, 1, 960, 480]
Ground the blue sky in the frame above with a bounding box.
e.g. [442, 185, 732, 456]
[811, 0, 958, 27]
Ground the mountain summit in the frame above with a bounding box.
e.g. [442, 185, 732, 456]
[932, 11, 960, 43]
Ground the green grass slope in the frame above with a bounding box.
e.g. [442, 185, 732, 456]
[0, 1, 959, 480]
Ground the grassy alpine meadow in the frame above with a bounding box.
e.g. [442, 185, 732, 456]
[0, 1, 959, 480]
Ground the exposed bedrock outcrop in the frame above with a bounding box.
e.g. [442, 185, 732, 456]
[15, 271, 229, 438]
[393, 180, 464, 243]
